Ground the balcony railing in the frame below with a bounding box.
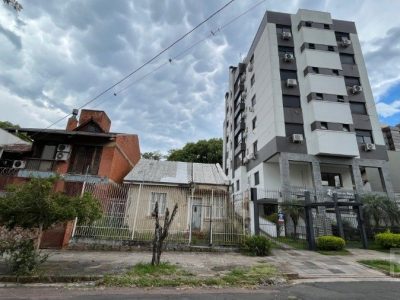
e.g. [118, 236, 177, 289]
[25, 158, 56, 172]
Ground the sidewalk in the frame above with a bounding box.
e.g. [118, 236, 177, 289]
[1, 248, 398, 281]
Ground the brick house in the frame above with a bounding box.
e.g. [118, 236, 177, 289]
[0, 109, 141, 248]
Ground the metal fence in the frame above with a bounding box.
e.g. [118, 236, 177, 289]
[74, 183, 247, 246]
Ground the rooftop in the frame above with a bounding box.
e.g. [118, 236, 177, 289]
[124, 159, 229, 186]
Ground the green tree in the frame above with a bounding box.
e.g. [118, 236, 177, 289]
[142, 151, 163, 160]
[2, 0, 23, 12]
[280, 200, 305, 239]
[0, 177, 102, 249]
[0, 120, 31, 142]
[167, 138, 223, 165]
[362, 194, 400, 228]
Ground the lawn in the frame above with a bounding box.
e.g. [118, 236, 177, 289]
[275, 237, 308, 250]
[358, 259, 400, 276]
[317, 249, 352, 256]
[102, 262, 279, 287]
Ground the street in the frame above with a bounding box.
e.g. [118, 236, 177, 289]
[1, 281, 400, 300]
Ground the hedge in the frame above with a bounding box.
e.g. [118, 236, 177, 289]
[375, 231, 400, 249]
[316, 235, 345, 251]
[242, 235, 272, 256]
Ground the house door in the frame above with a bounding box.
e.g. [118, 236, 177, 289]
[191, 198, 202, 231]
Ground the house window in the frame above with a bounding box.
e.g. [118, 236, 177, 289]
[253, 140, 258, 154]
[328, 46, 334, 51]
[68, 146, 102, 175]
[356, 130, 374, 144]
[254, 171, 260, 186]
[309, 43, 315, 49]
[324, 24, 330, 29]
[340, 53, 355, 64]
[312, 67, 319, 74]
[332, 69, 339, 76]
[251, 74, 255, 87]
[251, 95, 256, 107]
[150, 192, 167, 216]
[321, 173, 342, 187]
[335, 32, 350, 41]
[305, 21, 312, 27]
[41, 145, 57, 160]
[350, 102, 367, 114]
[252, 117, 257, 130]
[320, 122, 328, 130]
[342, 124, 350, 132]
[204, 197, 226, 219]
[280, 70, 298, 81]
[337, 95, 345, 102]
[236, 180, 240, 191]
[250, 54, 254, 65]
[283, 95, 301, 108]
[278, 46, 295, 57]
[285, 123, 304, 137]
[316, 93, 324, 100]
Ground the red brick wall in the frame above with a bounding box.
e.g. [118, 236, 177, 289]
[79, 109, 111, 133]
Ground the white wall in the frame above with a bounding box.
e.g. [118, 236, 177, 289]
[299, 28, 337, 46]
[302, 49, 342, 70]
[289, 162, 314, 188]
[305, 74, 347, 95]
[388, 151, 400, 192]
[310, 130, 359, 157]
[309, 101, 353, 124]
[293, 9, 333, 25]
[263, 162, 281, 190]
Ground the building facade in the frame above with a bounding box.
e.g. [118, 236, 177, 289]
[0, 109, 141, 248]
[382, 125, 400, 151]
[223, 9, 394, 200]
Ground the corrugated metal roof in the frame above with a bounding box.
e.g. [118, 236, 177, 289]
[124, 159, 228, 185]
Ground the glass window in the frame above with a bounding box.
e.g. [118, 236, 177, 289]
[320, 122, 328, 130]
[283, 95, 301, 108]
[305, 21, 312, 27]
[345, 76, 360, 86]
[236, 180, 240, 191]
[335, 31, 350, 41]
[316, 93, 324, 100]
[321, 173, 342, 187]
[150, 192, 167, 215]
[251, 95, 256, 107]
[332, 70, 339, 76]
[254, 172, 260, 186]
[309, 43, 315, 49]
[251, 74, 255, 87]
[356, 130, 374, 144]
[324, 24, 330, 29]
[253, 141, 258, 154]
[328, 46, 334, 51]
[337, 95, 345, 102]
[340, 53, 355, 64]
[41, 145, 56, 160]
[280, 70, 298, 81]
[343, 124, 350, 132]
[350, 102, 367, 114]
[285, 123, 304, 136]
[276, 24, 291, 35]
[278, 46, 294, 56]
[252, 117, 257, 130]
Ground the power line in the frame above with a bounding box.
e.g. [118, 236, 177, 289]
[92, 0, 267, 110]
[41, 0, 236, 131]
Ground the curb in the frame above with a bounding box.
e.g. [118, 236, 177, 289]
[0, 275, 103, 284]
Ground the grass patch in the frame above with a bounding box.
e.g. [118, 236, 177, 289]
[358, 259, 400, 275]
[275, 237, 308, 250]
[102, 262, 278, 287]
[346, 240, 390, 253]
[317, 249, 351, 256]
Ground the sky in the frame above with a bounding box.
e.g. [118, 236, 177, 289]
[0, 0, 400, 154]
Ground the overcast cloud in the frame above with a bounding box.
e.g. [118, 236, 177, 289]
[0, 0, 399, 153]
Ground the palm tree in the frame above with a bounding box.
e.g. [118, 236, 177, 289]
[361, 194, 400, 229]
[280, 200, 305, 239]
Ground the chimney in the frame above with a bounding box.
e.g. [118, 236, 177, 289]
[66, 109, 79, 131]
[79, 109, 111, 133]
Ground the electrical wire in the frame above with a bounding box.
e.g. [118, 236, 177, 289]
[37, 0, 236, 132]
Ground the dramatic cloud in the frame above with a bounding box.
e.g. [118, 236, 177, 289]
[0, 0, 399, 153]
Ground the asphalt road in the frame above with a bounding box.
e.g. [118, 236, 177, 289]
[1, 281, 400, 300]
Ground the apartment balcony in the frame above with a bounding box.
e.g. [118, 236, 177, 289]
[310, 130, 359, 157]
[234, 101, 245, 117]
[234, 140, 246, 155]
[234, 120, 246, 136]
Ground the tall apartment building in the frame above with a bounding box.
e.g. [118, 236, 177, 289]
[223, 9, 394, 198]
[382, 125, 400, 151]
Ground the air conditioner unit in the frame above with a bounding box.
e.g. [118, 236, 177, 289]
[55, 151, 70, 161]
[243, 157, 249, 164]
[12, 160, 26, 169]
[248, 107, 255, 112]
[363, 143, 376, 151]
[247, 63, 253, 72]
[341, 37, 352, 47]
[281, 31, 292, 40]
[241, 91, 247, 100]
[284, 53, 294, 62]
[286, 79, 298, 88]
[351, 85, 363, 94]
[291, 134, 304, 143]
[57, 144, 72, 153]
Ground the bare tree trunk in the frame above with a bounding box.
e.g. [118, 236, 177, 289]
[36, 223, 43, 250]
[151, 203, 178, 265]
